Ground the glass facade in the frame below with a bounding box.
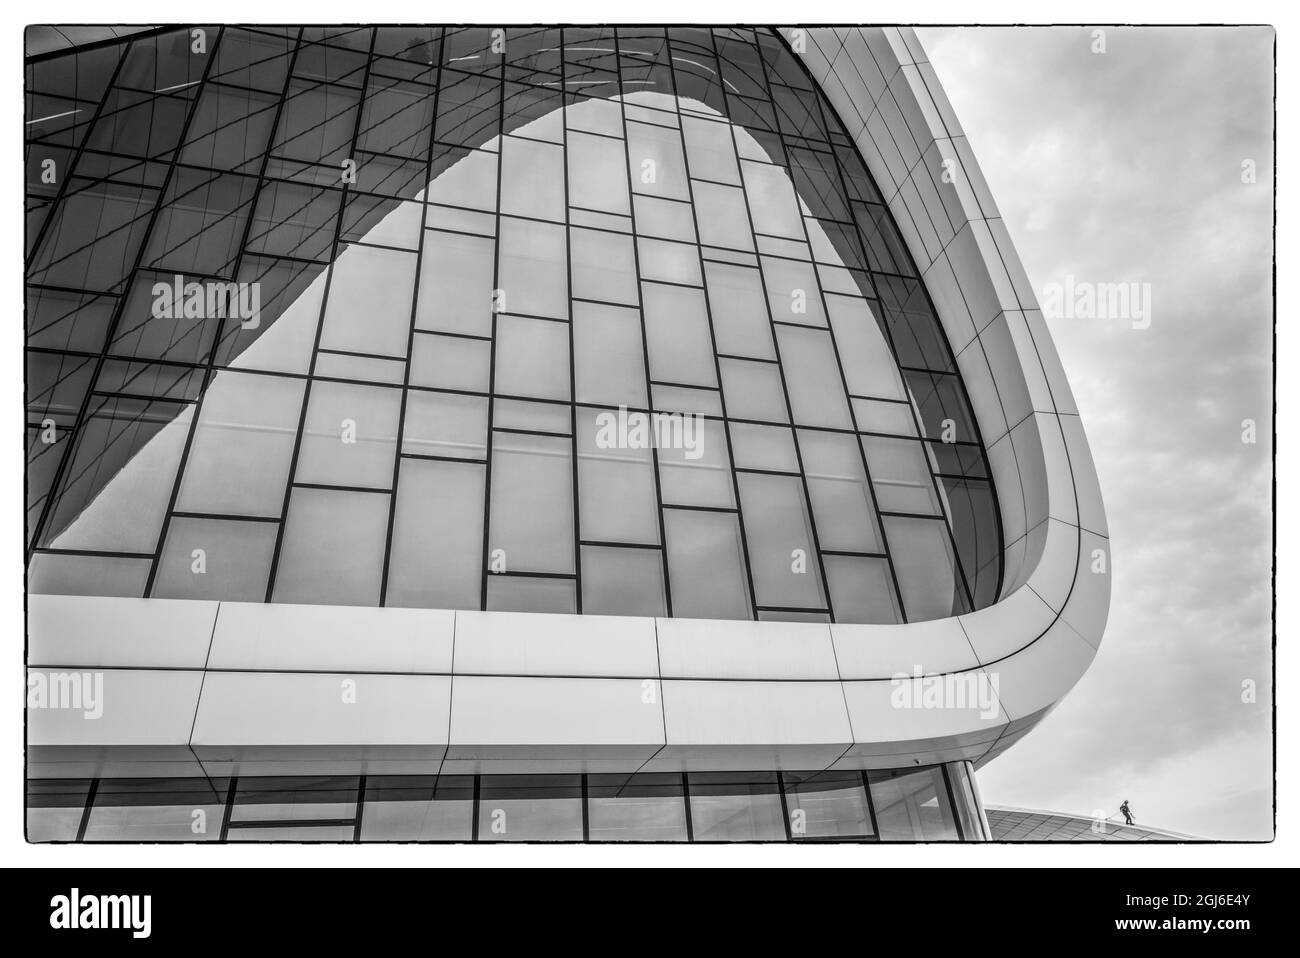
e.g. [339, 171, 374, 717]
[26, 26, 1001, 624]
[27, 762, 985, 843]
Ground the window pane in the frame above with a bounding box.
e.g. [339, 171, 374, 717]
[693, 180, 753, 251]
[657, 417, 733, 507]
[153, 517, 278, 601]
[571, 227, 637, 305]
[568, 130, 630, 214]
[775, 325, 852, 429]
[783, 771, 874, 839]
[762, 256, 826, 326]
[705, 261, 775, 360]
[576, 408, 660, 544]
[477, 775, 583, 841]
[320, 244, 416, 358]
[488, 431, 574, 573]
[486, 575, 577, 614]
[825, 555, 901, 624]
[360, 776, 473, 841]
[273, 487, 389, 606]
[387, 458, 484, 609]
[580, 546, 666, 617]
[296, 381, 401, 488]
[588, 774, 687, 841]
[500, 135, 565, 221]
[231, 776, 359, 823]
[573, 302, 647, 407]
[861, 436, 941, 515]
[410, 333, 491, 392]
[498, 217, 568, 319]
[402, 391, 488, 460]
[798, 429, 881, 553]
[627, 120, 688, 200]
[415, 231, 495, 337]
[637, 237, 701, 285]
[868, 767, 960, 841]
[42, 397, 191, 552]
[84, 778, 226, 842]
[741, 160, 803, 237]
[28, 553, 152, 598]
[682, 115, 739, 184]
[664, 508, 750, 619]
[882, 515, 970, 621]
[495, 315, 570, 400]
[728, 422, 798, 472]
[852, 397, 917, 436]
[826, 295, 907, 400]
[177, 372, 303, 516]
[719, 358, 787, 423]
[737, 472, 825, 610]
[26, 779, 91, 842]
[643, 282, 715, 386]
[689, 772, 785, 841]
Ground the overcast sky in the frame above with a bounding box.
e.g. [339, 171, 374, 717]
[918, 26, 1273, 840]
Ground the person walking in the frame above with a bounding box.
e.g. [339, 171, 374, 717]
[1120, 800, 1134, 825]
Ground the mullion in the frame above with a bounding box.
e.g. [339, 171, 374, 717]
[749, 28, 916, 624]
[609, 27, 672, 615]
[143, 27, 304, 597]
[697, 27, 833, 621]
[263, 28, 378, 603]
[379, 28, 444, 608]
[477, 37, 507, 612]
[659, 27, 759, 621]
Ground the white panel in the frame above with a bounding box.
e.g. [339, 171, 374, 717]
[27, 668, 203, 746]
[192, 672, 451, 746]
[985, 625, 1097, 722]
[448, 675, 664, 752]
[945, 223, 1004, 331]
[922, 251, 978, 353]
[208, 602, 454, 673]
[657, 618, 837, 680]
[28, 595, 217, 669]
[1060, 415, 1109, 536]
[451, 610, 659, 678]
[832, 618, 978, 680]
[959, 583, 1058, 664]
[1057, 531, 1112, 649]
[986, 431, 1027, 545]
[839, 674, 1007, 750]
[1026, 518, 1081, 613]
[999, 308, 1057, 414]
[659, 679, 852, 750]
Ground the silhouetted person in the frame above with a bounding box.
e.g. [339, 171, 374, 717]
[1120, 800, 1134, 825]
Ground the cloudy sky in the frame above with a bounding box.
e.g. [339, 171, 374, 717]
[918, 26, 1274, 840]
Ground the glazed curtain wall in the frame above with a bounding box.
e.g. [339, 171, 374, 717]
[28, 761, 987, 842]
[26, 27, 1000, 624]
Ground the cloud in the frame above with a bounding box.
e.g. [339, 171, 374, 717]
[919, 26, 1274, 840]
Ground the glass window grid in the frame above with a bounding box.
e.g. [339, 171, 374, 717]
[29, 764, 975, 843]
[26, 27, 1001, 624]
